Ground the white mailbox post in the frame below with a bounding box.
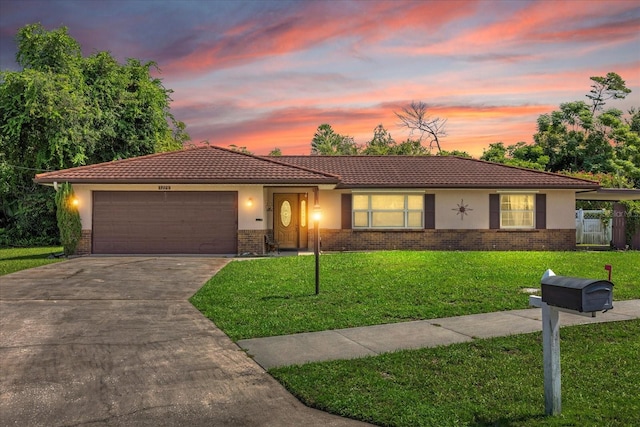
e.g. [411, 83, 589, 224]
[529, 268, 614, 416]
[529, 269, 562, 415]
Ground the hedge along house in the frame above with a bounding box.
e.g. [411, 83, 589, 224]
[34, 145, 602, 255]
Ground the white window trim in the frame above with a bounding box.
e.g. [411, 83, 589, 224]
[353, 193, 423, 229]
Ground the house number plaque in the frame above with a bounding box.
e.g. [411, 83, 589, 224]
[158, 185, 171, 190]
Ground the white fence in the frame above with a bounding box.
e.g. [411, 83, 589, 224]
[576, 209, 611, 245]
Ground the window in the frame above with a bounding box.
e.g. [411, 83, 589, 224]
[353, 194, 423, 228]
[500, 194, 534, 228]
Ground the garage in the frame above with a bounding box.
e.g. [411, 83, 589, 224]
[92, 191, 238, 254]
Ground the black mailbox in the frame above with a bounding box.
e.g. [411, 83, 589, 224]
[541, 276, 613, 313]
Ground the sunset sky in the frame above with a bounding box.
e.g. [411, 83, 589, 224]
[1, 0, 639, 157]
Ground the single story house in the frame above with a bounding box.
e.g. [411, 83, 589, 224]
[35, 145, 604, 255]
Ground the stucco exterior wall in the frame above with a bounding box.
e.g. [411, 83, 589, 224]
[317, 189, 344, 230]
[434, 190, 488, 229]
[73, 186, 93, 230]
[433, 189, 577, 230]
[545, 190, 577, 229]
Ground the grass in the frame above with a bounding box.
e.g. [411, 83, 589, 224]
[270, 319, 640, 427]
[0, 246, 64, 276]
[190, 251, 640, 340]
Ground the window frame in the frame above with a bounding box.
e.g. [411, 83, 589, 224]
[352, 193, 424, 229]
[499, 193, 535, 229]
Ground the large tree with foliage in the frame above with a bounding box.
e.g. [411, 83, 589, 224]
[361, 124, 430, 155]
[0, 23, 188, 246]
[362, 124, 395, 155]
[480, 142, 548, 170]
[532, 72, 638, 186]
[586, 72, 632, 116]
[310, 124, 359, 155]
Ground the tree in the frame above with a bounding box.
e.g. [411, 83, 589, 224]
[362, 124, 395, 155]
[361, 125, 430, 155]
[0, 23, 188, 246]
[438, 150, 471, 158]
[586, 72, 632, 116]
[561, 170, 633, 189]
[532, 73, 637, 185]
[82, 52, 186, 160]
[395, 101, 446, 153]
[480, 142, 508, 163]
[310, 124, 359, 155]
[392, 138, 430, 155]
[268, 147, 282, 156]
[16, 23, 81, 74]
[628, 108, 640, 134]
[507, 142, 549, 170]
[480, 142, 548, 170]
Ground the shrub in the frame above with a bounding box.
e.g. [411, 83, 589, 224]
[55, 183, 82, 255]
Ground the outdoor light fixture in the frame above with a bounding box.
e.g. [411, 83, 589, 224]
[71, 197, 79, 207]
[247, 197, 253, 207]
[313, 204, 322, 295]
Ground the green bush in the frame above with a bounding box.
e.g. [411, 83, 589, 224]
[0, 186, 59, 247]
[55, 183, 81, 255]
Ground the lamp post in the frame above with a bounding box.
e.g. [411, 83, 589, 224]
[312, 204, 322, 295]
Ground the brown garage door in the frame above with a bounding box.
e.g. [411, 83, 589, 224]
[93, 191, 237, 254]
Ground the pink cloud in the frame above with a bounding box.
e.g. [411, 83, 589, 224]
[396, 1, 639, 57]
[162, 0, 480, 76]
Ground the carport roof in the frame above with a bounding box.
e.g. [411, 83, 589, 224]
[575, 188, 640, 201]
[34, 146, 341, 185]
[34, 145, 601, 190]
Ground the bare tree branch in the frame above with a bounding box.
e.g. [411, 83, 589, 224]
[395, 101, 447, 153]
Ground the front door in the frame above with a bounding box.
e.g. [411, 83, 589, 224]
[274, 193, 308, 249]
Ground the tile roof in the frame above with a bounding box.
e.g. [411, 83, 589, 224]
[34, 145, 599, 190]
[34, 146, 340, 185]
[273, 155, 600, 189]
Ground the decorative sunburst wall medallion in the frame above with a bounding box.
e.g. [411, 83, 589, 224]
[453, 199, 472, 220]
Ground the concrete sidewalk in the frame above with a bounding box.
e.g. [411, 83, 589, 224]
[239, 299, 640, 370]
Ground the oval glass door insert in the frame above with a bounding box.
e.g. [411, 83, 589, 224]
[280, 200, 292, 227]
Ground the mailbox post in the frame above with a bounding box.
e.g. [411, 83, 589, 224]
[541, 298, 561, 415]
[530, 269, 614, 416]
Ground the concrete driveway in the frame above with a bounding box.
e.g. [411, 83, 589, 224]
[0, 257, 369, 426]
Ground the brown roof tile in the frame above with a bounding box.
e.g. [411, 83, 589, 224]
[34, 146, 599, 190]
[34, 146, 340, 185]
[273, 155, 599, 189]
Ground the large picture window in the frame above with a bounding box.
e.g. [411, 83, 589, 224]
[500, 194, 534, 228]
[353, 194, 423, 228]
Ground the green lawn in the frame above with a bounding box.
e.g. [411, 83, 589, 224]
[190, 251, 640, 340]
[271, 320, 640, 427]
[0, 246, 64, 276]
